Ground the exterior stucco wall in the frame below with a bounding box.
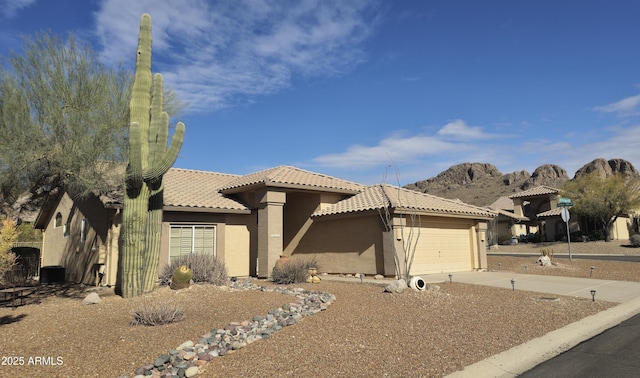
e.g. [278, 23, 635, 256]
[160, 212, 254, 278]
[40, 193, 116, 285]
[289, 214, 384, 275]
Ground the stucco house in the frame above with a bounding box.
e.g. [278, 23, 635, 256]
[34, 165, 496, 287]
[494, 185, 632, 243]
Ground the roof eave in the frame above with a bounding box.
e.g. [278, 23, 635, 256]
[163, 206, 252, 214]
[221, 181, 361, 195]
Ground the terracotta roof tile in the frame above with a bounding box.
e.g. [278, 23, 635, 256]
[220, 165, 364, 194]
[313, 184, 496, 219]
[492, 208, 530, 221]
[508, 185, 559, 199]
[536, 207, 564, 217]
[164, 168, 248, 211]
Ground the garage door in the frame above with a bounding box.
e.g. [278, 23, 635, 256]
[409, 222, 472, 275]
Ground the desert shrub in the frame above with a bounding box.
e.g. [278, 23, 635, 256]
[0, 218, 19, 284]
[271, 256, 319, 285]
[540, 248, 554, 258]
[160, 254, 228, 286]
[496, 234, 512, 245]
[588, 229, 605, 241]
[630, 234, 640, 247]
[131, 300, 185, 326]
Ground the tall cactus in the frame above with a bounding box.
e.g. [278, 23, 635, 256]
[117, 13, 185, 298]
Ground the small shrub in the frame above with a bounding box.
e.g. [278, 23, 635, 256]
[0, 218, 19, 284]
[496, 234, 512, 245]
[160, 254, 228, 286]
[588, 229, 605, 241]
[540, 248, 554, 258]
[630, 234, 640, 247]
[131, 300, 185, 326]
[271, 256, 319, 285]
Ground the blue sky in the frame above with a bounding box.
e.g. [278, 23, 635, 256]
[2, 0, 640, 185]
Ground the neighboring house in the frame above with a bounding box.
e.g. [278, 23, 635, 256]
[487, 196, 532, 244]
[34, 166, 496, 286]
[506, 185, 631, 242]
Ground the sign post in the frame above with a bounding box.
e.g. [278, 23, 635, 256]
[558, 197, 573, 261]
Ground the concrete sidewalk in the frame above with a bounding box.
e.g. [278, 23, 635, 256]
[323, 271, 640, 377]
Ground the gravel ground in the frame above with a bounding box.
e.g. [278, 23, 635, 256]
[0, 240, 637, 378]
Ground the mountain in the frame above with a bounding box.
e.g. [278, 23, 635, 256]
[405, 158, 637, 207]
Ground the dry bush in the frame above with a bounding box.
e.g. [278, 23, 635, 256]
[160, 254, 228, 286]
[271, 256, 320, 284]
[131, 300, 185, 326]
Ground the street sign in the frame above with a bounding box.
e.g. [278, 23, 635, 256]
[561, 207, 570, 222]
[557, 197, 574, 207]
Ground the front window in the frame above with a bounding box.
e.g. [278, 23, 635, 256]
[169, 225, 216, 261]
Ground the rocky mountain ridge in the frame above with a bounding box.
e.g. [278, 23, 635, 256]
[404, 158, 639, 207]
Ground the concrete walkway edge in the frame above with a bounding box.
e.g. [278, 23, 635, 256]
[446, 295, 640, 377]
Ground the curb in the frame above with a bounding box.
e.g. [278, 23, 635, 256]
[445, 295, 640, 377]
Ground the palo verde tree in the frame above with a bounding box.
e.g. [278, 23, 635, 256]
[561, 172, 640, 241]
[117, 14, 185, 298]
[0, 32, 131, 220]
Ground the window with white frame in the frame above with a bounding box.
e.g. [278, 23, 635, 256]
[169, 225, 216, 261]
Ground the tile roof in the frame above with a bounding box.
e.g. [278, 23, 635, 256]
[536, 207, 564, 217]
[488, 196, 515, 211]
[508, 185, 559, 199]
[220, 165, 364, 194]
[163, 168, 249, 212]
[92, 167, 250, 212]
[312, 184, 497, 219]
[492, 208, 530, 221]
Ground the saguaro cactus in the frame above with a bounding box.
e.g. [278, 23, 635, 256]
[117, 13, 185, 298]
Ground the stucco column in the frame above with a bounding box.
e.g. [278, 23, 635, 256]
[256, 189, 286, 278]
[383, 216, 406, 278]
[475, 222, 488, 270]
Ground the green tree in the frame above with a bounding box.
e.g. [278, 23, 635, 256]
[561, 173, 640, 241]
[0, 32, 131, 220]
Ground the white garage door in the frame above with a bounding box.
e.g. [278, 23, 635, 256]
[409, 222, 472, 275]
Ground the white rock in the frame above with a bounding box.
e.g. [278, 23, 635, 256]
[185, 366, 199, 377]
[384, 279, 406, 294]
[82, 292, 101, 305]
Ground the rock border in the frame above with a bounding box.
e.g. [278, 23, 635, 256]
[123, 278, 336, 378]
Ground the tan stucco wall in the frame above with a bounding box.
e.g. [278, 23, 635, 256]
[160, 212, 255, 278]
[225, 216, 252, 277]
[289, 214, 384, 275]
[40, 193, 117, 285]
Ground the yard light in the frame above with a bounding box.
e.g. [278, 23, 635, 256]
[498, 263, 502, 271]
[591, 290, 596, 302]
[511, 278, 515, 291]
[524, 265, 528, 274]
[359, 273, 364, 284]
[448, 274, 453, 283]
[590, 266, 595, 277]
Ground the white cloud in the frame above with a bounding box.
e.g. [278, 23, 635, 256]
[313, 133, 457, 169]
[1, 0, 37, 18]
[593, 94, 640, 116]
[436, 119, 495, 140]
[93, 0, 381, 112]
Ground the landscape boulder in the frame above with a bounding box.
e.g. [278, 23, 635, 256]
[82, 292, 101, 305]
[384, 279, 407, 294]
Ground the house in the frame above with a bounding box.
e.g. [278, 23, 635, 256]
[34, 166, 496, 286]
[505, 185, 631, 242]
[487, 196, 532, 244]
